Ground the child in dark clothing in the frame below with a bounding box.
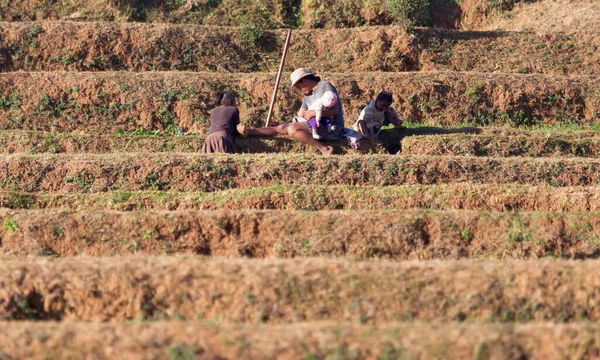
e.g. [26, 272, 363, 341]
[201, 92, 241, 154]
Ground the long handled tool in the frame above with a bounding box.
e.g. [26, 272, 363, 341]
[265, 29, 292, 127]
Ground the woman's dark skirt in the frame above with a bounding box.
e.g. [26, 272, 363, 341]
[201, 131, 237, 154]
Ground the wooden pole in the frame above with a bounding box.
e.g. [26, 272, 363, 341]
[265, 29, 292, 127]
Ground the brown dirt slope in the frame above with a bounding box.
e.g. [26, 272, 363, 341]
[0, 257, 599, 322]
[0, 322, 598, 360]
[0, 0, 300, 28]
[0, 0, 531, 29]
[0, 153, 600, 192]
[1, 208, 600, 259]
[488, 0, 600, 32]
[402, 134, 600, 157]
[4, 184, 600, 212]
[413, 28, 600, 76]
[1, 153, 600, 193]
[2, 22, 599, 75]
[0, 72, 598, 133]
[477, 128, 600, 138]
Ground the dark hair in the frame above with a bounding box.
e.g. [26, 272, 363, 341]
[221, 92, 236, 107]
[214, 91, 224, 106]
[301, 74, 321, 83]
[376, 91, 393, 104]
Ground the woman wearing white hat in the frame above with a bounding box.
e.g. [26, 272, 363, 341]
[238, 68, 345, 156]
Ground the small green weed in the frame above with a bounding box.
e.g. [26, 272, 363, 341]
[460, 230, 471, 241]
[240, 23, 264, 46]
[518, 67, 532, 74]
[386, 163, 399, 178]
[0, 93, 22, 110]
[143, 170, 169, 190]
[347, 159, 362, 173]
[191, 116, 209, 125]
[35, 133, 64, 153]
[119, 84, 132, 93]
[3, 219, 18, 232]
[64, 171, 94, 191]
[132, 128, 162, 136]
[506, 218, 532, 243]
[156, 88, 182, 132]
[36, 93, 64, 118]
[165, 343, 199, 360]
[56, 48, 76, 66]
[131, 240, 139, 252]
[7, 192, 35, 209]
[22, 24, 42, 48]
[379, 343, 407, 360]
[52, 227, 64, 239]
[388, 0, 431, 27]
[466, 83, 484, 104]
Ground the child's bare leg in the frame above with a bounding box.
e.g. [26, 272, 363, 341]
[243, 124, 288, 137]
[354, 120, 369, 136]
[287, 123, 333, 156]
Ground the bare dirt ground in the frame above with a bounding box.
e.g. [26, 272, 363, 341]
[0, 71, 598, 132]
[1, 153, 600, 192]
[0, 0, 534, 30]
[0, 322, 598, 359]
[2, 184, 599, 212]
[1, 208, 599, 259]
[0, 257, 600, 322]
[488, 0, 600, 32]
[1, 22, 599, 75]
[402, 134, 600, 157]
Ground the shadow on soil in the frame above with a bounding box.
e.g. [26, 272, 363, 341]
[236, 126, 481, 155]
[413, 28, 516, 41]
[384, 126, 481, 154]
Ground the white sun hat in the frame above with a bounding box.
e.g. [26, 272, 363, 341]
[290, 67, 316, 87]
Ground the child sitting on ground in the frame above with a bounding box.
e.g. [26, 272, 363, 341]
[306, 91, 338, 140]
[353, 91, 406, 138]
[201, 91, 241, 154]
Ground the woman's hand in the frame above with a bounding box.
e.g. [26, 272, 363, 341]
[303, 110, 316, 119]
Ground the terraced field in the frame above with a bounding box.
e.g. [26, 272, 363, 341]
[1, 71, 599, 132]
[1, 0, 600, 358]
